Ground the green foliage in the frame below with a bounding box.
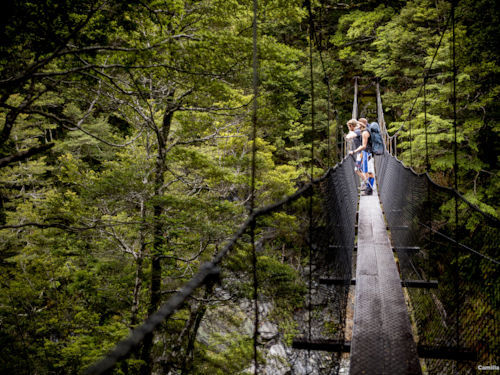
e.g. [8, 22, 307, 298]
[192, 334, 256, 375]
[0, 0, 498, 373]
[257, 255, 307, 309]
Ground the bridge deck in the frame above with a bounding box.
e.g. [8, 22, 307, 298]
[349, 186, 422, 375]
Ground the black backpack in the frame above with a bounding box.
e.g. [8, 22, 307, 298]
[367, 122, 385, 155]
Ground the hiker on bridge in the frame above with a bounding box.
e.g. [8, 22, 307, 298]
[346, 119, 366, 184]
[349, 118, 375, 195]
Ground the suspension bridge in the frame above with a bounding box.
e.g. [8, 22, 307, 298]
[85, 2, 499, 374]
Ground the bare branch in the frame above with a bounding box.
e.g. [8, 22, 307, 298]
[0, 221, 95, 232]
[100, 226, 138, 259]
[0, 143, 55, 169]
[0, 219, 145, 232]
[174, 134, 244, 147]
[18, 108, 144, 148]
[158, 241, 209, 263]
[177, 101, 251, 115]
[338, 36, 376, 47]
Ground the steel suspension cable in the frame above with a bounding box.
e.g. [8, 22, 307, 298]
[306, 1, 315, 373]
[250, 0, 260, 372]
[314, 32, 332, 168]
[347, 77, 359, 157]
[376, 80, 388, 150]
[451, 0, 460, 357]
[409, 110, 413, 167]
[423, 74, 434, 284]
[327, 78, 332, 167]
[385, 7, 453, 141]
[424, 76, 429, 171]
[352, 77, 358, 120]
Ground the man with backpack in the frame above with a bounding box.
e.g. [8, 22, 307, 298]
[349, 118, 375, 195]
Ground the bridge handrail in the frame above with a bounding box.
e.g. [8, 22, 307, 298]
[380, 152, 500, 264]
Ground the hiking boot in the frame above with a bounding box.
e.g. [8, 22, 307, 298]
[362, 187, 373, 196]
[359, 180, 369, 191]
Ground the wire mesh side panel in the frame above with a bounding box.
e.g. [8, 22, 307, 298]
[322, 155, 358, 337]
[375, 153, 499, 375]
[324, 155, 358, 286]
[286, 156, 358, 374]
[451, 194, 499, 373]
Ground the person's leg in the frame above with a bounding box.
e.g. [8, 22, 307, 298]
[367, 155, 375, 190]
[355, 153, 366, 186]
[361, 151, 372, 195]
[361, 151, 368, 178]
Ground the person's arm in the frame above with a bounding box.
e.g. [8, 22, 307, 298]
[349, 131, 369, 154]
[345, 131, 356, 139]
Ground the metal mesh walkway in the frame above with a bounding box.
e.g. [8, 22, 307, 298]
[350, 183, 422, 375]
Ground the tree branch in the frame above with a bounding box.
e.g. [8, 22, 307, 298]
[0, 143, 55, 169]
[0, 221, 95, 232]
[20, 109, 144, 148]
[0, 2, 104, 88]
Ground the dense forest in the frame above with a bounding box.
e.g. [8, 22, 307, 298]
[0, 0, 498, 374]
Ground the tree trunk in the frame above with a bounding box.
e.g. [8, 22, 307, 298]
[131, 200, 147, 327]
[161, 303, 197, 374]
[140, 102, 174, 375]
[0, 109, 18, 147]
[180, 288, 211, 374]
[131, 256, 144, 328]
[139, 159, 165, 375]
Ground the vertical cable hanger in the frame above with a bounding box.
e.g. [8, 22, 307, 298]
[306, 0, 315, 373]
[315, 36, 332, 169]
[423, 65, 434, 284]
[347, 77, 358, 158]
[250, 0, 259, 373]
[326, 79, 332, 168]
[424, 76, 429, 172]
[336, 110, 341, 163]
[451, 0, 460, 362]
[409, 109, 413, 168]
[352, 77, 358, 120]
[376, 80, 388, 152]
